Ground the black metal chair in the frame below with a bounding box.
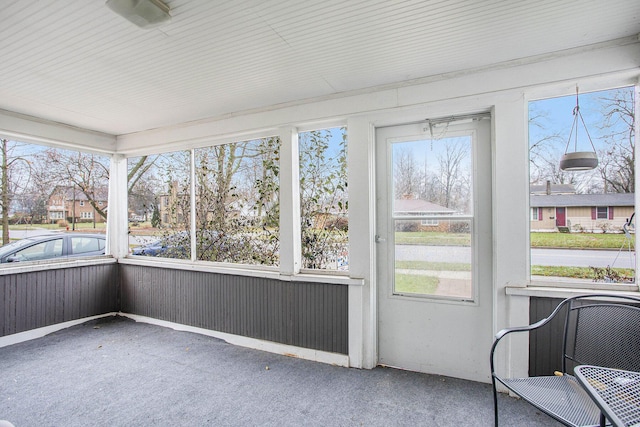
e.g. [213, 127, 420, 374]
[490, 294, 640, 427]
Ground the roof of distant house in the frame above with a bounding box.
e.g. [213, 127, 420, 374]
[394, 199, 455, 214]
[530, 182, 576, 195]
[530, 193, 635, 208]
[49, 185, 108, 202]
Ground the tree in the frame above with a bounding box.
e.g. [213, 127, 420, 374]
[151, 203, 161, 228]
[528, 99, 602, 194]
[596, 88, 635, 193]
[394, 148, 422, 198]
[1, 140, 32, 244]
[189, 139, 281, 265]
[43, 149, 110, 221]
[299, 129, 348, 269]
[529, 87, 634, 195]
[435, 138, 470, 211]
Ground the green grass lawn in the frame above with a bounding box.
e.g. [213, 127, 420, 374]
[395, 231, 470, 246]
[531, 265, 634, 283]
[394, 273, 439, 294]
[530, 232, 632, 249]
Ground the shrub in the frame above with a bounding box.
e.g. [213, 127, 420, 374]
[396, 220, 420, 232]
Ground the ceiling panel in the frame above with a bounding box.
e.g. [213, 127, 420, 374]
[0, 0, 638, 135]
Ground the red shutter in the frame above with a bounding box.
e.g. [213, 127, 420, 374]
[538, 207, 543, 221]
[609, 207, 614, 220]
[591, 207, 596, 220]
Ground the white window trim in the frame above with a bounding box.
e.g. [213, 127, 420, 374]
[123, 125, 350, 276]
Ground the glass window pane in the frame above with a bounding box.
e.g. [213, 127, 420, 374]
[128, 151, 191, 260]
[529, 87, 635, 284]
[1, 140, 109, 259]
[391, 135, 473, 298]
[299, 127, 348, 270]
[16, 239, 63, 261]
[393, 136, 472, 216]
[394, 219, 472, 298]
[71, 237, 100, 254]
[194, 137, 280, 266]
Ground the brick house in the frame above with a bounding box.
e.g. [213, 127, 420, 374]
[394, 198, 456, 232]
[47, 186, 108, 224]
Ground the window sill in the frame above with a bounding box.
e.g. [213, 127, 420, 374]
[0, 256, 117, 276]
[507, 283, 639, 299]
[119, 256, 364, 286]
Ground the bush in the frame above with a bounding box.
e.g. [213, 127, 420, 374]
[449, 221, 471, 233]
[598, 222, 611, 234]
[57, 220, 68, 228]
[396, 220, 420, 232]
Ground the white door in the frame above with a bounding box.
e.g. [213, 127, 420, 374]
[375, 115, 493, 383]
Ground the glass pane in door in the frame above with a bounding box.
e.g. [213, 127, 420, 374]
[391, 135, 473, 299]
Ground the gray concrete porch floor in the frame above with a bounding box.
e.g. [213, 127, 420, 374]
[0, 316, 562, 426]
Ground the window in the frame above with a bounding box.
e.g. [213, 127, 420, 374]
[193, 137, 280, 265]
[299, 127, 348, 271]
[128, 151, 191, 260]
[79, 201, 84, 206]
[0, 139, 109, 253]
[596, 207, 608, 219]
[80, 211, 93, 219]
[11, 239, 63, 261]
[71, 236, 105, 255]
[125, 128, 349, 276]
[392, 131, 473, 299]
[529, 86, 635, 285]
[50, 211, 64, 220]
[531, 208, 539, 221]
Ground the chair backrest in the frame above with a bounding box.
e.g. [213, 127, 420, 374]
[562, 295, 640, 373]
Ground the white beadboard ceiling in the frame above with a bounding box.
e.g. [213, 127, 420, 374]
[0, 0, 638, 136]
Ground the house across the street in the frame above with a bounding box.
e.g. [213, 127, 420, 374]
[47, 185, 108, 225]
[530, 192, 634, 232]
[394, 198, 457, 233]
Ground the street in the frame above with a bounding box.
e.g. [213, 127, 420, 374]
[394, 245, 636, 269]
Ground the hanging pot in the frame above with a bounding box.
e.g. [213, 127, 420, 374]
[559, 86, 598, 172]
[559, 151, 598, 171]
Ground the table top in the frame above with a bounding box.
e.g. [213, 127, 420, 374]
[574, 365, 640, 427]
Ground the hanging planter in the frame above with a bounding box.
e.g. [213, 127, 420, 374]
[559, 86, 598, 171]
[559, 151, 598, 171]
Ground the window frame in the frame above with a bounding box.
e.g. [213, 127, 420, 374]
[123, 123, 352, 280]
[596, 206, 609, 219]
[527, 85, 636, 290]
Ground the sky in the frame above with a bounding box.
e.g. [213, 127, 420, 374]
[529, 86, 634, 153]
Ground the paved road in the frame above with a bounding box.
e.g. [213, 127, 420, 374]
[531, 248, 635, 269]
[8, 228, 62, 239]
[394, 245, 635, 269]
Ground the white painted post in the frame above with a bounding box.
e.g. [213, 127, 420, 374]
[107, 153, 130, 259]
[278, 126, 301, 276]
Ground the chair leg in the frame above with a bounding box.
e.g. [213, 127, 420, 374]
[492, 377, 499, 427]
